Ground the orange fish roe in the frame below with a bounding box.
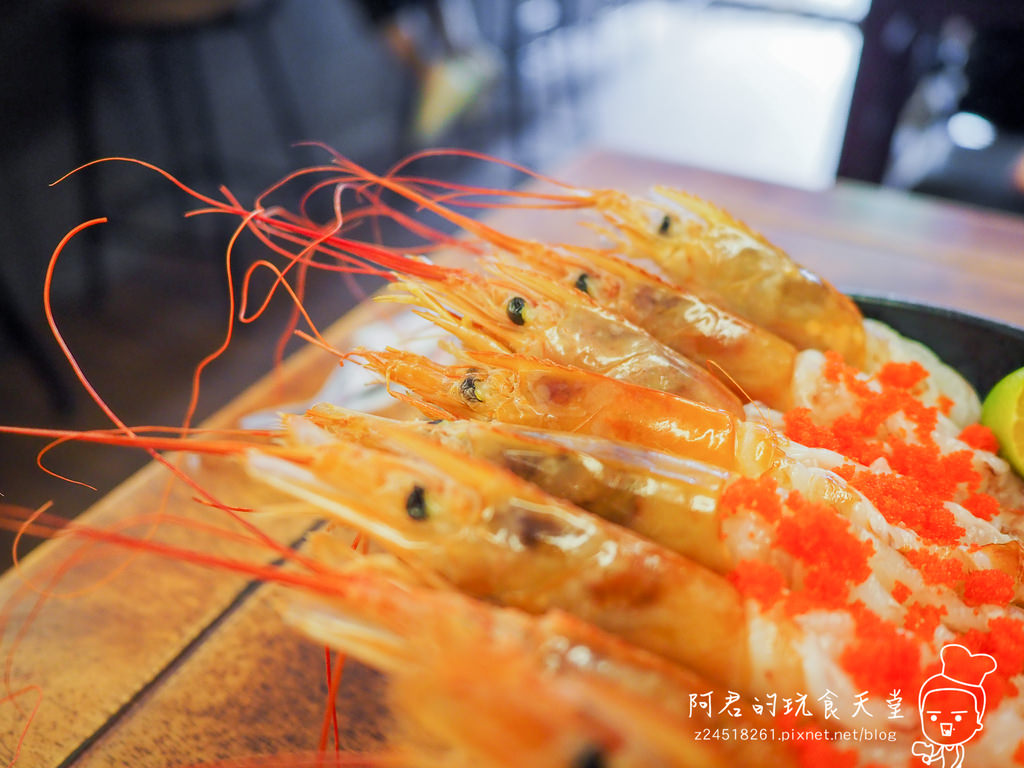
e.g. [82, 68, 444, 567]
[903, 601, 946, 637]
[962, 569, 1016, 607]
[783, 352, 996, 543]
[728, 559, 785, 609]
[784, 386, 942, 466]
[839, 468, 965, 546]
[783, 408, 855, 457]
[903, 549, 964, 588]
[958, 423, 1000, 454]
[885, 440, 980, 500]
[818, 351, 938, 442]
[719, 475, 782, 523]
[821, 357, 942, 452]
[959, 616, 1024, 709]
[774, 493, 872, 606]
[936, 394, 955, 416]
[891, 581, 912, 604]
[962, 492, 1000, 522]
[1013, 739, 1024, 765]
[784, 568, 853, 615]
[840, 603, 922, 697]
[822, 350, 872, 398]
[876, 360, 929, 390]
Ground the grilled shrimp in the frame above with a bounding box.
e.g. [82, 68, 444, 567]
[303, 405, 1024, 629]
[253, 414, 1008, 733]
[505, 241, 800, 409]
[305, 404, 737, 574]
[314, 158, 800, 408]
[597, 190, 979, 422]
[353, 349, 1024, 607]
[591, 187, 867, 368]
[251, 417, 765, 690]
[384, 262, 743, 414]
[325, 161, 865, 366]
[285, 552, 802, 768]
[355, 347, 776, 477]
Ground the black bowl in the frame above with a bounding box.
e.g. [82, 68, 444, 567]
[854, 295, 1024, 396]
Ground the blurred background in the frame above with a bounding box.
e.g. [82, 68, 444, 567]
[2, 0, 1024, 549]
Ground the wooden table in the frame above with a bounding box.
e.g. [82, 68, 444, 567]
[1, 148, 1023, 767]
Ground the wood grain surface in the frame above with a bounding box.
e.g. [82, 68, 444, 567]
[1, 148, 1022, 767]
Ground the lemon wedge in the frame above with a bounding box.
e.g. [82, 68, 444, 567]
[981, 367, 1024, 476]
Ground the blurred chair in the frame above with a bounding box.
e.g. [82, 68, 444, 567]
[66, 0, 306, 305]
[838, 0, 1024, 185]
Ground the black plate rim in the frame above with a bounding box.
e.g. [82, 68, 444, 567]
[851, 293, 1024, 396]
[852, 293, 1024, 338]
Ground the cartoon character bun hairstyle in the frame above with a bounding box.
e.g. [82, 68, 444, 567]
[918, 644, 998, 715]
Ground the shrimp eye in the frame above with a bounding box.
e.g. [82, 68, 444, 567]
[405, 485, 428, 520]
[506, 296, 527, 325]
[658, 214, 671, 235]
[574, 273, 590, 294]
[572, 745, 607, 768]
[460, 375, 483, 403]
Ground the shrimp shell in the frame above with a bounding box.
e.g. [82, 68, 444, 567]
[384, 263, 744, 415]
[354, 347, 777, 478]
[595, 187, 867, 367]
[284, 553, 801, 768]
[508, 241, 800, 409]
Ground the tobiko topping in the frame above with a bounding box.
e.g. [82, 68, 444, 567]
[838, 467, 965, 546]
[728, 559, 785, 609]
[784, 352, 1007, 546]
[903, 601, 947, 637]
[890, 581, 911, 604]
[775, 491, 873, 586]
[936, 394, 955, 415]
[875, 360, 929, 390]
[961, 492, 1000, 521]
[902, 549, 964, 588]
[719, 475, 782, 523]
[962, 568, 1016, 607]
[840, 603, 922, 697]
[958, 616, 1024, 709]
[959, 423, 1001, 454]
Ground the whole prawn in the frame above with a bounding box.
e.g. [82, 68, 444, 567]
[285, 155, 802, 409]
[593, 187, 868, 367]
[253, 416, 763, 691]
[504, 240, 801, 410]
[285, 550, 803, 768]
[354, 348, 1024, 609]
[306, 150, 866, 366]
[355, 346, 775, 477]
[304, 405, 1024, 633]
[247, 414, 982, 733]
[381, 259, 744, 414]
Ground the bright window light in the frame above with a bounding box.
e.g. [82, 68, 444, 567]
[947, 111, 997, 150]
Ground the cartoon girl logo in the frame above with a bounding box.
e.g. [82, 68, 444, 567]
[911, 643, 997, 767]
